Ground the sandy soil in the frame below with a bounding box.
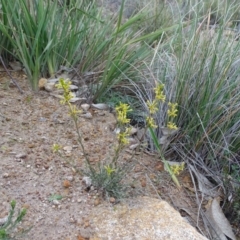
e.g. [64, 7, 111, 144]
[0, 67, 212, 240]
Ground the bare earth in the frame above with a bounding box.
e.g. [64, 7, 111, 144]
[0, 68, 211, 240]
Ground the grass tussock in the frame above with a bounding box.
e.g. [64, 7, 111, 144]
[1, 0, 240, 237]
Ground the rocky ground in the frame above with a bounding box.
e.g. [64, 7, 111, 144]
[0, 68, 209, 239]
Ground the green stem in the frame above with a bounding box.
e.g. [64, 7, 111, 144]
[69, 103, 94, 175]
[149, 127, 181, 189]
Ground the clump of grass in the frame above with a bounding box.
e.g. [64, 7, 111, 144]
[0, 0, 101, 90]
[0, 0, 172, 95]
[0, 200, 28, 240]
[126, 0, 240, 236]
[181, 0, 240, 25]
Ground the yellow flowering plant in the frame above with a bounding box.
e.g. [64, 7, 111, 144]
[104, 165, 116, 176]
[55, 78, 94, 175]
[145, 83, 182, 188]
[55, 79, 132, 198]
[52, 143, 62, 153]
[112, 103, 133, 166]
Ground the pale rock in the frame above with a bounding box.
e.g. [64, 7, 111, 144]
[44, 82, 55, 92]
[47, 78, 59, 84]
[52, 200, 60, 205]
[69, 85, 78, 90]
[129, 127, 138, 135]
[69, 97, 83, 103]
[0, 216, 8, 225]
[15, 153, 27, 159]
[81, 104, 91, 112]
[82, 176, 92, 188]
[63, 146, 72, 152]
[91, 103, 109, 110]
[89, 196, 208, 240]
[81, 112, 92, 119]
[66, 176, 74, 182]
[129, 143, 140, 150]
[3, 173, 9, 178]
[38, 78, 48, 89]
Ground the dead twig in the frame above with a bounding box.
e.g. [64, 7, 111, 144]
[0, 56, 24, 94]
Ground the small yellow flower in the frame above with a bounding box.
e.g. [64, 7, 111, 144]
[56, 78, 71, 91]
[69, 104, 81, 118]
[147, 100, 158, 114]
[154, 84, 166, 102]
[170, 162, 185, 176]
[146, 116, 157, 128]
[104, 165, 116, 176]
[116, 111, 130, 124]
[167, 102, 178, 118]
[117, 128, 130, 145]
[56, 78, 73, 104]
[52, 143, 61, 153]
[115, 102, 132, 114]
[167, 121, 178, 130]
[60, 92, 74, 104]
[115, 103, 132, 125]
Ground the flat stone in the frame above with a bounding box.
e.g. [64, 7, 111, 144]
[89, 196, 208, 240]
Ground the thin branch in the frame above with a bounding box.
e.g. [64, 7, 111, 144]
[0, 56, 24, 94]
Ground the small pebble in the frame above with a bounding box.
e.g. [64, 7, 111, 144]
[0, 216, 8, 225]
[80, 112, 92, 119]
[82, 176, 92, 187]
[63, 179, 71, 188]
[109, 197, 116, 203]
[81, 103, 90, 111]
[94, 198, 100, 206]
[3, 173, 9, 178]
[66, 176, 74, 182]
[15, 153, 27, 159]
[52, 200, 60, 205]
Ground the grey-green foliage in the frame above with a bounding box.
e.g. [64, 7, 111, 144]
[0, 200, 28, 240]
[180, 0, 240, 25]
[88, 163, 128, 199]
[130, 0, 240, 221]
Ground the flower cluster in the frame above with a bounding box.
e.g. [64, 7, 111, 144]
[146, 83, 178, 131]
[52, 143, 62, 153]
[56, 78, 74, 104]
[115, 103, 132, 145]
[167, 102, 178, 130]
[104, 164, 116, 176]
[55, 78, 81, 119]
[115, 103, 132, 124]
[117, 128, 131, 145]
[154, 84, 166, 102]
[169, 162, 185, 176]
[145, 84, 165, 128]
